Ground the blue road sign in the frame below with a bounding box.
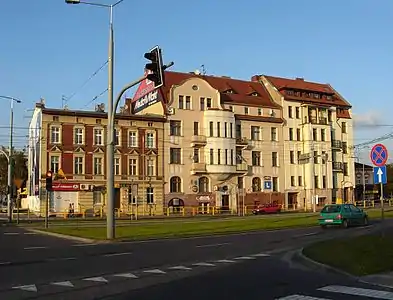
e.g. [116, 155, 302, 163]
[264, 180, 272, 190]
[373, 166, 387, 184]
[370, 143, 388, 167]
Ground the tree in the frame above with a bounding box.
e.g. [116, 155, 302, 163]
[0, 148, 28, 200]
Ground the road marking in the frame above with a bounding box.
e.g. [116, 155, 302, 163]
[276, 295, 329, 299]
[196, 242, 231, 248]
[83, 276, 108, 283]
[215, 259, 236, 263]
[72, 243, 97, 247]
[12, 284, 38, 292]
[4, 232, 19, 235]
[252, 253, 271, 257]
[24, 246, 47, 250]
[51, 281, 74, 288]
[24, 232, 37, 235]
[0, 261, 11, 266]
[294, 232, 318, 238]
[58, 257, 77, 261]
[144, 269, 166, 274]
[234, 256, 256, 260]
[168, 266, 192, 270]
[113, 273, 138, 278]
[193, 262, 215, 267]
[103, 252, 132, 257]
[318, 285, 393, 299]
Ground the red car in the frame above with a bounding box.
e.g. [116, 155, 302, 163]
[252, 203, 282, 215]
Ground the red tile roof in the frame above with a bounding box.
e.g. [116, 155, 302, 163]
[259, 75, 351, 108]
[159, 71, 280, 108]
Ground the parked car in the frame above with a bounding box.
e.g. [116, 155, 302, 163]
[252, 203, 282, 215]
[318, 204, 368, 228]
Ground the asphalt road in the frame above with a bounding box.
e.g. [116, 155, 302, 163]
[0, 221, 391, 299]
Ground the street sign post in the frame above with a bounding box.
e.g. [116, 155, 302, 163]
[370, 144, 389, 221]
[264, 176, 272, 203]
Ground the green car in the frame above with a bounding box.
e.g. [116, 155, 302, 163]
[318, 204, 368, 228]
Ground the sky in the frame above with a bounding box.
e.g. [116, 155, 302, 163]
[1, 0, 393, 163]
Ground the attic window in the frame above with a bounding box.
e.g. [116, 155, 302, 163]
[313, 94, 320, 99]
[251, 92, 259, 97]
[286, 90, 294, 96]
[327, 95, 332, 100]
[225, 89, 234, 94]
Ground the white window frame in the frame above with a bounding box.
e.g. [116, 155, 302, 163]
[74, 156, 84, 175]
[146, 187, 154, 204]
[50, 126, 61, 144]
[146, 132, 155, 149]
[50, 155, 60, 173]
[93, 156, 103, 175]
[74, 127, 84, 145]
[115, 128, 121, 147]
[114, 157, 121, 175]
[147, 157, 155, 176]
[128, 130, 138, 147]
[94, 128, 104, 146]
[129, 157, 138, 175]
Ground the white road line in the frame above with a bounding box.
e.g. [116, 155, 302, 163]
[113, 273, 138, 278]
[168, 266, 192, 270]
[0, 262, 11, 266]
[294, 232, 318, 238]
[192, 262, 215, 267]
[215, 259, 236, 263]
[58, 257, 77, 261]
[234, 256, 256, 260]
[24, 246, 47, 250]
[103, 252, 132, 257]
[24, 232, 37, 235]
[4, 232, 19, 235]
[83, 276, 108, 283]
[276, 295, 329, 300]
[72, 243, 97, 247]
[144, 269, 166, 274]
[51, 281, 74, 288]
[12, 284, 38, 292]
[252, 253, 271, 257]
[318, 285, 393, 299]
[196, 242, 231, 248]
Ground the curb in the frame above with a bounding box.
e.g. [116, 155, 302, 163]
[26, 228, 97, 244]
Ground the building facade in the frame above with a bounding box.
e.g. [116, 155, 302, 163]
[27, 101, 166, 216]
[354, 162, 376, 201]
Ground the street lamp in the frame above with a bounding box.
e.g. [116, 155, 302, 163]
[65, 0, 124, 239]
[0, 96, 21, 222]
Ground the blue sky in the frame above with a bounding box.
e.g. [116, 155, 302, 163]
[1, 0, 393, 163]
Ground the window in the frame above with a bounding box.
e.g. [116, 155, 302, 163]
[236, 124, 241, 139]
[170, 120, 181, 136]
[114, 157, 120, 175]
[193, 122, 199, 135]
[271, 127, 277, 141]
[199, 177, 209, 193]
[296, 128, 301, 141]
[74, 128, 83, 145]
[129, 158, 137, 175]
[298, 176, 303, 186]
[295, 107, 300, 119]
[128, 187, 137, 204]
[258, 108, 262, 116]
[206, 98, 212, 108]
[291, 176, 295, 186]
[314, 151, 318, 164]
[342, 122, 347, 134]
[51, 126, 60, 144]
[236, 150, 242, 164]
[297, 151, 301, 163]
[321, 129, 326, 141]
[344, 162, 348, 176]
[251, 126, 260, 141]
[225, 149, 228, 165]
[314, 176, 319, 189]
[94, 157, 103, 175]
[185, 96, 191, 109]
[238, 177, 244, 189]
[209, 122, 214, 137]
[217, 122, 221, 137]
[147, 158, 155, 176]
[272, 177, 278, 192]
[128, 131, 137, 147]
[200, 97, 205, 110]
[288, 106, 293, 118]
[170, 176, 181, 193]
[312, 128, 317, 141]
[322, 151, 327, 164]
[328, 110, 332, 122]
[244, 107, 249, 115]
[217, 149, 221, 164]
[93, 190, 103, 205]
[170, 148, 181, 164]
[210, 149, 214, 164]
[230, 123, 233, 138]
[272, 152, 278, 167]
[323, 176, 327, 189]
[252, 151, 261, 166]
[231, 149, 234, 165]
[94, 128, 103, 146]
[342, 142, 348, 154]
[146, 187, 154, 204]
[114, 129, 121, 146]
[290, 151, 295, 164]
[146, 132, 154, 148]
[224, 122, 228, 137]
[252, 177, 261, 192]
[74, 156, 83, 174]
[289, 128, 294, 141]
[178, 95, 184, 109]
[50, 156, 60, 173]
[193, 148, 199, 163]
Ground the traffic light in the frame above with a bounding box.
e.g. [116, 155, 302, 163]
[46, 171, 53, 191]
[144, 46, 164, 89]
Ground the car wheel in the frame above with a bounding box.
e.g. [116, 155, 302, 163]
[363, 216, 369, 226]
[341, 219, 349, 229]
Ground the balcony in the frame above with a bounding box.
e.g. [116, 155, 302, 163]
[236, 137, 252, 149]
[331, 140, 342, 150]
[236, 163, 249, 173]
[190, 135, 207, 147]
[332, 162, 343, 172]
[319, 118, 328, 125]
[190, 163, 207, 175]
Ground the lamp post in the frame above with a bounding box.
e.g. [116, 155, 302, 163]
[0, 96, 21, 222]
[65, 0, 124, 239]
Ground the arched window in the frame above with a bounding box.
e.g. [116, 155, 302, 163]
[199, 176, 209, 193]
[252, 177, 261, 192]
[170, 176, 181, 193]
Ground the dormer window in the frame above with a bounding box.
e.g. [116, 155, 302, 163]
[286, 90, 294, 96]
[327, 95, 332, 100]
[313, 93, 320, 99]
[251, 92, 259, 97]
[224, 89, 234, 94]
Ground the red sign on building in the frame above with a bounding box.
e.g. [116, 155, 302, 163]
[51, 182, 80, 192]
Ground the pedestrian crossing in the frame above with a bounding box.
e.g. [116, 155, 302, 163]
[277, 285, 393, 299]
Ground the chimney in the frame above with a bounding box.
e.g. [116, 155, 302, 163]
[296, 77, 304, 81]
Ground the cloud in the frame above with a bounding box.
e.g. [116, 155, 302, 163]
[353, 111, 383, 127]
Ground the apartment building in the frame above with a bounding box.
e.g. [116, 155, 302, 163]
[27, 101, 166, 215]
[128, 71, 285, 212]
[256, 75, 355, 209]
